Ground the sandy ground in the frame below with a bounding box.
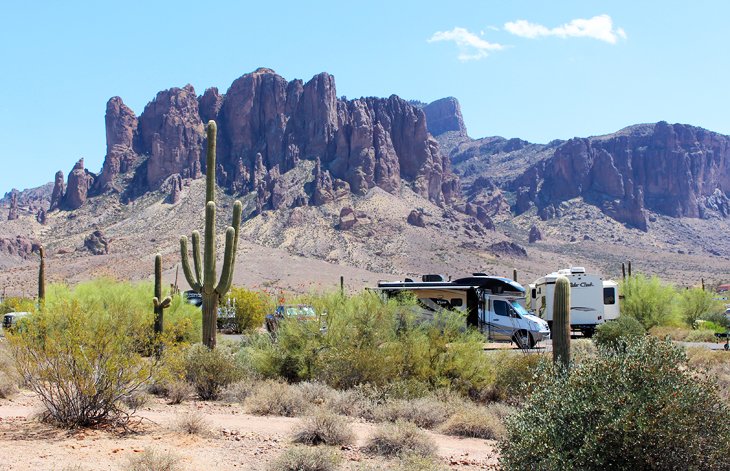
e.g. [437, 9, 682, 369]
[0, 391, 499, 471]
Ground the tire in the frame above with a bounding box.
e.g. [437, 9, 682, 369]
[513, 330, 535, 349]
[582, 328, 595, 338]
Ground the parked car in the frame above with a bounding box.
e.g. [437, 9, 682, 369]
[2, 311, 31, 333]
[265, 304, 322, 335]
[184, 290, 202, 307]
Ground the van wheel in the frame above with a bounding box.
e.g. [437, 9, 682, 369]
[513, 330, 535, 349]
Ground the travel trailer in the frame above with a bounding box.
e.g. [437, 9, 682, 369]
[374, 274, 551, 349]
[529, 267, 620, 337]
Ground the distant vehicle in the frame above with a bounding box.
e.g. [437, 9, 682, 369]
[265, 304, 320, 334]
[184, 290, 202, 307]
[373, 274, 550, 349]
[529, 267, 620, 337]
[2, 311, 31, 332]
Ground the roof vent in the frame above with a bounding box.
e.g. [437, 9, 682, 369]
[422, 274, 446, 282]
[570, 267, 586, 274]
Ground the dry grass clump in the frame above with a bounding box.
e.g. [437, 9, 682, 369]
[439, 404, 507, 440]
[173, 411, 211, 437]
[166, 381, 194, 405]
[364, 420, 436, 458]
[292, 411, 355, 446]
[220, 380, 255, 404]
[684, 329, 718, 343]
[0, 343, 18, 399]
[245, 379, 307, 417]
[0, 372, 17, 399]
[373, 397, 450, 429]
[295, 381, 339, 407]
[326, 388, 377, 420]
[392, 454, 446, 471]
[125, 448, 182, 471]
[649, 326, 691, 341]
[269, 445, 341, 471]
[571, 339, 597, 364]
[686, 347, 730, 403]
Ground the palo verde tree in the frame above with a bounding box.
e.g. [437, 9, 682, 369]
[180, 121, 242, 349]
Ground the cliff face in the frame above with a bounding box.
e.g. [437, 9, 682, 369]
[512, 122, 730, 229]
[92, 68, 456, 210]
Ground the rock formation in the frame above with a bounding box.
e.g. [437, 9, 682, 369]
[489, 241, 528, 258]
[62, 159, 94, 210]
[96, 97, 138, 192]
[0, 235, 40, 259]
[511, 122, 730, 230]
[407, 209, 426, 227]
[528, 224, 543, 243]
[36, 208, 47, 225]
[84, 230, 110, 255]
[168, 174, 183, 204]
[49, 171, 65, 211]
[423, 97, 467, 137]
[7, 191, 18, 220]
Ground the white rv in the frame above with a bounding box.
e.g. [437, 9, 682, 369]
[375, 274, 551, 349]
[529, 267, 620, 337]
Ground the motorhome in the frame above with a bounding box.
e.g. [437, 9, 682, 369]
[529, 267, 619, 337]
[374, 274, 550, 349]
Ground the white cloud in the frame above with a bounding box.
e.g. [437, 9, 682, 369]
[504, 14, 627, 44]
[428, 27, 504, 61]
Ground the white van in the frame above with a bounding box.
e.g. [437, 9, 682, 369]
[530, 267, 619, 337]
[375, 274, 551, 349]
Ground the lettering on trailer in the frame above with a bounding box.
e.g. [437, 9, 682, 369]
[570, 282, 594, 288]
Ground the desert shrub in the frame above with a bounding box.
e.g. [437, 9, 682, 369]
[326, 387, 377, 420]
[184, 343, 242, 400]
[648, 325, 690, 341]
[245, 379, 307, 416]
[678, 287, 724, 329]
[294, 381, 339, 407]
[439, 404, 506, 440]
[165, 381, 194, 405]
[701, 311, 730, 329]
[364, 420, 436, 458]
[570, 339, 597, 364]
[8, 300, 152, 428]
[593, 316, 645, 350]
[125, 448, 182, 471]
[173, 411, 211, 436]
[291, 411, 355, 446]
[227, 287, 272, 333]
[489, 351, 543, 402]
[242, 291, 493, 395]
[221, 380, 255, 404]
[122, 391, 150, 410]
[0, 296, 35, 315]
[684, 329, 718, 343]
[686, 348, 730, 404]
[0, 342, 19, 398]
[620, 274, 679, 329]
[373, 396, 450, 429]
[499, 336, 730, 470]
[269, 445, 341, 471]
[392, 454, 445, 471]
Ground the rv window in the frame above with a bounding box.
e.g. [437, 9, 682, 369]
[451, 298, 463, 307]
[603, 287, 616, 305]
[531, 288, 536, 299]
[494, 300, 508, 317]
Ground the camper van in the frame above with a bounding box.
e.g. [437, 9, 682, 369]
[375, 274, 551, 349]
[529, 267, 620, 337]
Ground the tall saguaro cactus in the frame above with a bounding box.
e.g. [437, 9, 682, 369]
[38, 246, 46, 303]
[180, 121, 242, 349]
[153, 253, 171, 335]
[552, 275, 571, 370]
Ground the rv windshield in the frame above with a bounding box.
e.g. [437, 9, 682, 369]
[510, 301, 529, 318]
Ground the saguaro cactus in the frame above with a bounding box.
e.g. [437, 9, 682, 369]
[153, 254, 171, 335]
[180, 121, 242, 349]
[552, 275, 571, 370]
[38, 246, 45, 302]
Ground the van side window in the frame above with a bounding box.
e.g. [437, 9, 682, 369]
[531, 288, 536, 299]
[451, 298, 463, 307]
[494, 300, 508, 316]
[603, 287, 616, 305]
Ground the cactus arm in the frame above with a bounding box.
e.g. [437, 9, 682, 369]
[203, 201, 216, 294]
[231, 200, 242, 252]
[160, 296, 172, 309]
[38, 246, 46, 302]
[215, 227, 237, 297]
[154, 253, 163, 300]
[191, 231, 203, 286]
[206, 121, 217, 204]
[180, 236, 202, 292]
[153, 297, 161, 309]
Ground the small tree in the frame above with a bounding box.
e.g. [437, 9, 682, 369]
[620, 274, 678, 329]
[228, 287, 272, 333]
[678, 287, 723, 329]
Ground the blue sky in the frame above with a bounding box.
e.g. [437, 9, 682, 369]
[2, 0, 729, 193]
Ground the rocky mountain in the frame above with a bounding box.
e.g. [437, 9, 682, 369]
[54, 68, 459, 214]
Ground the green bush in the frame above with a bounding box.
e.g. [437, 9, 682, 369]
[0, 296, 36, 315]
[620, 275, 679, 329]
[678, 287, 724, 329]
[684, 329, 717, 343]
[593, 316, 645, 350]
[184, 343, 242, 400]
[489, 351, 543, 402]
[8, 300, 152, 428]
[499, 336, 730, 470]
[227, 287, 272, 333]
[240, 291, 493, 395]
